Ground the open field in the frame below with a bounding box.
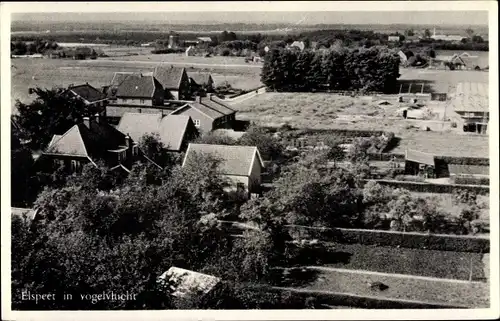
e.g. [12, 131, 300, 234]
[234, 92, 489, 157]
[318, 242, 486, 281]
[11, 57, 262, 111]
[100, 52, 254, 65]
[281, 267, 489, 307]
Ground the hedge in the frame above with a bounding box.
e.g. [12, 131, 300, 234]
[454, 176, 490, 186]
[285, 225, 490, 253]
[258, 286, 466, 309]
[361, 179, 489, 195]
[436, 156, 490, 166]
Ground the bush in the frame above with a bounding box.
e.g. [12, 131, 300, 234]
[151, 48, 184, 54]
[394, 175, 425, 182]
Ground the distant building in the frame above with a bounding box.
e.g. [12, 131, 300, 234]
[182, 143, 264, 195]
[117, 112, 199, 152]
[169, 95, 236, 133]
[185, 46, 195, 57]
[388, 35, 401, 42]
[114, 74, 165, 106]
[288, 41, 305, 51]
[431, 28, 465, 42]
[154, 65, 191, 100]
[452, 82, 489, 134]
[168, 33, 180, 49]
[188, 72, 215, 94]
[197, 37, 212, 44]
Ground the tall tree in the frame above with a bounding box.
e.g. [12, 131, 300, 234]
[14, 87, 90, 150]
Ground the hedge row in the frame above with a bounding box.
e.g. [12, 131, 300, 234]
[454, 176, 490, 186]
[262, 126, 386, 138]
[285, 225, 490, 253]
[260, 286, 466, 309]
[436, 156, 490, 166]
[361, 179, 490, 195]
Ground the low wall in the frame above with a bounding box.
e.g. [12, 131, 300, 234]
[361, 179, 489, 195]
[285, 224, 490, 253]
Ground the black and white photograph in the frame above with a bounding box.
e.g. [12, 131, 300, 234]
[1, 1, 498, 319]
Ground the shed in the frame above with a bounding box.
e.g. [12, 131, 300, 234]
[404, 149, 436, 177]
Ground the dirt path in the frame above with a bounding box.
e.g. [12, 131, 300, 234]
[304, 266, 485, 285]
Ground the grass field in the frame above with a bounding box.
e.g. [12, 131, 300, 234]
[284, 268, 489, 307]
[11, 57, 262, 111]
[318, 243, 486, 281]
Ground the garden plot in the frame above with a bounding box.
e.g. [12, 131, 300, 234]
[277, 267, 489, 308]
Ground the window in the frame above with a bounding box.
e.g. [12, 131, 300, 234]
[140, 99, 145, 104]
[54, 159, 65, 169]
[70, 160, 80, 172]
[122, 99, 128, 103]
[132, 145, 139, 156]
[194, 119, 201, 127]
[118, 150, 127, 163]
[236, 182, 246, 191]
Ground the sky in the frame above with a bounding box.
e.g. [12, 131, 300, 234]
[12, 10, 489, 26]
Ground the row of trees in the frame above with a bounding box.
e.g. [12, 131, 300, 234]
[260, 47, 401, 93]
[11, 39, 59, 55]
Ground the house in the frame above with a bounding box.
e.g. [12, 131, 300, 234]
[114, 74, 165, 107]
[117, 112, 199, 152]
[157, 267, 222, 304]
[289, 41, 305, 51]
[197, 37, 212, 44]
[64, 47, 95, 60]
[64, 83, 108, 114]
[154, 65, 191, 100]
[452, 82, 489, 134]
[388, 35, 401, 42]
[169, 95, 236, 134]
[105, 72, 143, 100]
[448, 164, 489, 185]
[182, 143, 264, 194]
[188, 72, 215, 94]
[404, 149, 436, 177]
[12, 207, 39, 221]
[37, 114, 158, 174]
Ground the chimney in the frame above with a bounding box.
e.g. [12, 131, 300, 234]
[83, 116, 90, 128]
[94, 113, 100, 123]
[125, 133, 131, 148]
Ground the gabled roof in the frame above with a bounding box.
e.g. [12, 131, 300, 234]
[117, 112, 195, 152]
[170, 97, 235, 120]
[111, 72, 142, 87]
[183, 143, 264, 176]
[45, 120, 128, 160]
[67, 83, 107, 103]
[448, 164, 489, 177]
[12, 207, 39, 220]
[115, 75, 160, 98]
[158, 267, 220, 298]
[154, 65, 185, 90]
[188, 72, 213, 86]
[290, 41, 305, 51]
[405, 149, 435, 166]
[453, 82, 489, 113]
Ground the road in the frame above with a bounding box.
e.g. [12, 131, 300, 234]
[77, 59, 263, 69]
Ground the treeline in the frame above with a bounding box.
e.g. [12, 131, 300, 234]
[261, 47, 401, 93]
[11, 39, 59, 55]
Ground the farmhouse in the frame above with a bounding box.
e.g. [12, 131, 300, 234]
[188, 71, 215, 94]
[117, 112, 199, 152]
[170, 95, 236, 133]
[183, 143, 264, 195]
[452, 82, 489, 134]
[448, 164, 489, 185]
[37, 114, 158, 174]
[114, 74, 165, 106]
[64, 83, 108, 113]
[404, 149, 436, 178]
[157, 267, 221, 301]
[154, 65, 191, 100]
